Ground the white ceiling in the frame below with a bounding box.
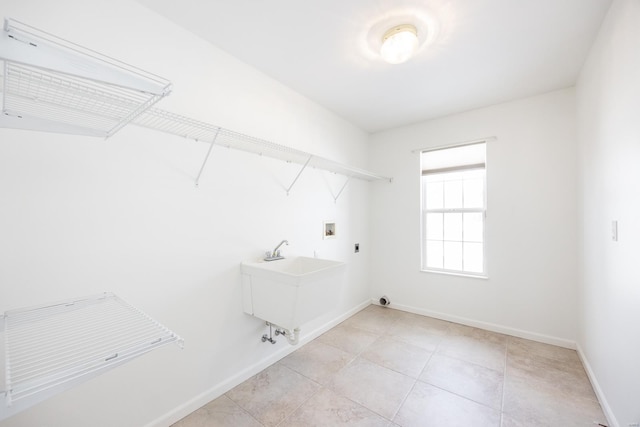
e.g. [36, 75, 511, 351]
[137, 0, 612, 133]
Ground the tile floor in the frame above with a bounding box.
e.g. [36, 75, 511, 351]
[172, 305, 607, 426]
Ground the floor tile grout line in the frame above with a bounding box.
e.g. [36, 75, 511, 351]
[389, 327, 448, 424]
[427, 347, 505, 375]
[277, 352, 357, 390]
[275, 358, 329, 387]
[273, 384, 325, 427]
[389, 376, 421, 423]
[226, 363, 322, 427]
[321, 317, 424, 423]
[222, 392, 268, 427]
[499, 335, 510, 425]
[326, 386, 397, 424]
[416, 372, 504, 414]
[428, 322, 506, 421]
[273, 338, 377, 425]
[390, 348, 439, 423]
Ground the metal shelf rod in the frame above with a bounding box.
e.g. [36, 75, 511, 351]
[195, 128, 221, 186]
[286, 155, 313, 196]
[334, 176, 351, 203]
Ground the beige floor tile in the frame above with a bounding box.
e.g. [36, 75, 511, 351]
[360, 336, 432, 378]
[448, 323, 509, 345]
[394, 381, 501, 427]
[363, 304, 404, 318]
[280, 340, 355, 385]
[225, 364, 319, 427]
[171, 395, 262, 427]
[393, 311, 451, 336]
[342, 306, 399, 333]
[328, 357, 415, 420]
[500, 413, 537, 426]
[500, 412, 565, 427]
[419, 354, 504, 409]
[437, 332, 506, 371]
[316, 323, 380, 355]
[503, 373, 607, 426]
[506, 349, 597, 402]
[506, 337, 596, 402]
[387, 321, 444, 351]
[508, 336, 580, 364]
[279, 388, 389, 427]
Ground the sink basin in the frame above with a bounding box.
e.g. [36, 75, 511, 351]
[241, 257, 346, 330]
[242, 256, 345, 283]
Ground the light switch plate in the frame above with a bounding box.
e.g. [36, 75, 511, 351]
[612, 220, 618, 241]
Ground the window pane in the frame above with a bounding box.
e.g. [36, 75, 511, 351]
[443, 213, 462, 241]
[463, 212, 483, 242]
[463, 177, 484, 208]
[444, 242, 463, 270]
[426, 213, 443, 240]
[426, 240, 443, 269]
[425, 181, 443, 209]
[444, 180, 463, 209]
[464, 169, 485, 180]
[463, 242, 483, 273]
[421, 143, 486, 276]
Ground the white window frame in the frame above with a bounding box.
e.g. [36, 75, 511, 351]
[420, 143, 487, 278]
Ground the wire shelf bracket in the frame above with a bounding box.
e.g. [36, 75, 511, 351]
[0, 18, 172, 138]
[195, 128, 221, 186]
[286, 155, 313, 196]
[1, 292, 183, 421]
[333, 176, 352, 203]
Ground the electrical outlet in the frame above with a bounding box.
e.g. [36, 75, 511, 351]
[354, 243, 360, 253]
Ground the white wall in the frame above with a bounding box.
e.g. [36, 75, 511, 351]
[0, 1, 372, 426]
[369, 88, 579, 345]
[576, 0, 640, 425]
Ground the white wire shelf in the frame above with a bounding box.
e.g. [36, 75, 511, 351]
[134, 108, 393, 189]
[0, 18, 171, 137]
[0, 18, 391, 194]
[2, 293, 183, 413]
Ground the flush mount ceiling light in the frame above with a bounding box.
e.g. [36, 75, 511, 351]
[380, 24, 419, 64]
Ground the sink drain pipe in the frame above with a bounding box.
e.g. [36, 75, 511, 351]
[263, 322, 300, 346]
[283, 328, 300, 346]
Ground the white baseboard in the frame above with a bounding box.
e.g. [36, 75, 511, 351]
[144, 299, 371, 427]
[372, 299, 576, 349]
[576, 343, 618, 427]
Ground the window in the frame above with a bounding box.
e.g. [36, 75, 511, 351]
[421, 142, 486, 276]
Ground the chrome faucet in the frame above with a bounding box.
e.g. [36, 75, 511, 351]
[265, 240, 288, 261]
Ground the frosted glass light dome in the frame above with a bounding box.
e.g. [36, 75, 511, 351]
[380, 24, 419, 64]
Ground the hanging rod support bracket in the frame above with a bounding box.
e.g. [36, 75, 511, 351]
[195, 128, 221, 186]
[334, 176, 352, 203]
[286, 155, 313, 196]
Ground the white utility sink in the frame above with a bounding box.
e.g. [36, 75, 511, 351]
[241, 256, 346, 330]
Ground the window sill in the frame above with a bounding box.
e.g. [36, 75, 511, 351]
[420, 269, 488, 280]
